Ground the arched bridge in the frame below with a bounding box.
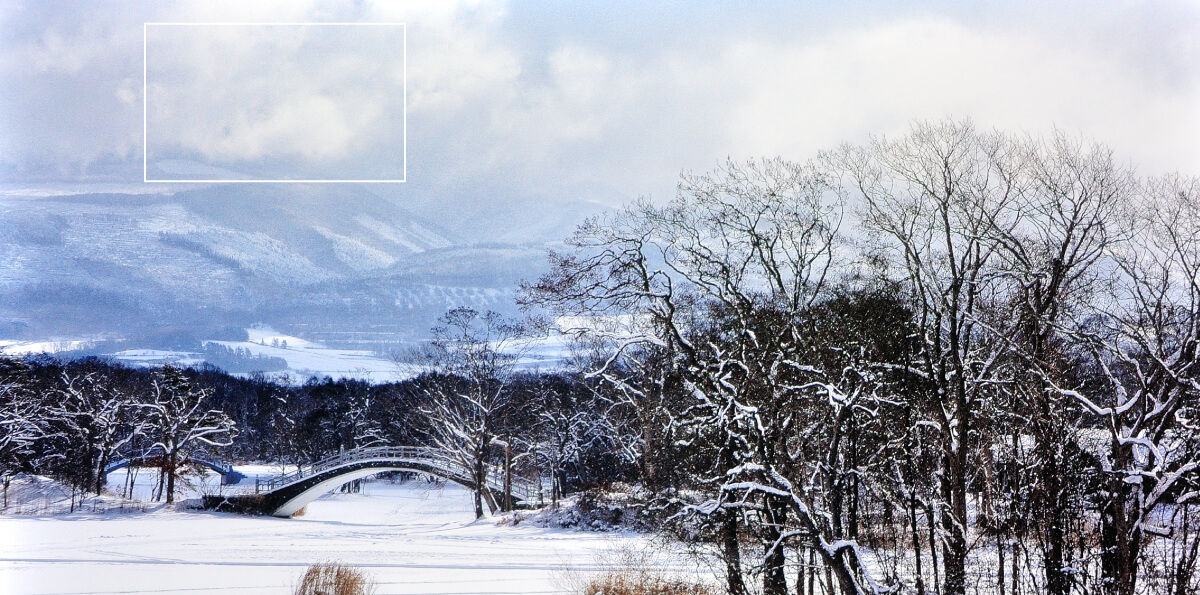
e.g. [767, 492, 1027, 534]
[106, 447, 245, 485]
[203, 445, 540, 517]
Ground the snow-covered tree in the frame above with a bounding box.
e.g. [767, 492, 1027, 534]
[980, 132, 1128, 595]
[521, 374, 597, 505]
[44, 366, 147, 495]
[1069, 176, 1200, 595]
[413, 308, 525, 518]
[142, 366, 236, 504]
[838, 121, 1026, 595]
[344, 380, 385, 450]
[0, 359, 44, 507]
[528, 158, 887, 595]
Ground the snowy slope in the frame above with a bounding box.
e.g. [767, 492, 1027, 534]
[0, 185, 455, 299]
[0, 183, 595, 360]
[0, 186, 546, 343]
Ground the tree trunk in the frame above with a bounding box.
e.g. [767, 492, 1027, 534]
[796, 548, 806, 595]
[503, 443, 513, 512]
[640, 405, 660, 489]
[762, 499, 789, 595]
[1100, 484, 1139, 595]
[1031, 390, 1069, 595]
[820, 545, 865, 595]
[93, 452, 107, 495]
[1012, 532, 1021, 595]
[941, 445, 968, 595]
[926, 502, 941, 595]
[481, 487, 499, 515]
[808, 547, 816, 595]
[1042, 469, 1068, 595]
[722, 513, 749, 595]
[763, 542, 788, 595]
[908, 497, 926, 595]
[472, 455, 485, 519]
[165, 451, 177, 504]
[997, 535, 1005, 595]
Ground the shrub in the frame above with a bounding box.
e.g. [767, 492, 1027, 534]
[294, 562, 376, 595]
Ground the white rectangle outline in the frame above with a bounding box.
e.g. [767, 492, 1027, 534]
[143, 22, 406, 183]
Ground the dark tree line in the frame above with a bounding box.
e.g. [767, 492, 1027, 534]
[0, 350, 634, 515]
[0, 358, 235, 506]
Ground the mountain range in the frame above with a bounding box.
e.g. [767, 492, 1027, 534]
[0, 184, 605, 353]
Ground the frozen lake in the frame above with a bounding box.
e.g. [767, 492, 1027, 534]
[1, 477, 699, 594]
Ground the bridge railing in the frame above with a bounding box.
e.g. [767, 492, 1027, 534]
[253, 445, 540, 501]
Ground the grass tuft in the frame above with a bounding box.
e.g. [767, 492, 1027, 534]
[580, 570, 716, 595]
[559, 542, 716, 595]
[294, 561, 376, 595]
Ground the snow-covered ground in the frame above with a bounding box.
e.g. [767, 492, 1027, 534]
[207, 326, 414, 383]
[0, 327, 415, 384]
[0, 324, 574, 384]
[1, 472, 710, 594]
[0, 339, 95, 356]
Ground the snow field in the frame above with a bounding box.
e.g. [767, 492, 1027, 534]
[1, 474, 710, 594]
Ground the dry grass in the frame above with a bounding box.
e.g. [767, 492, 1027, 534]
[294, 562, 376, 595]
[559, 542, 716, 595]
[580, 570, 716, 595]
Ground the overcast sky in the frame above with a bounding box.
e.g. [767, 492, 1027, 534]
[1, 0, 1197, 204]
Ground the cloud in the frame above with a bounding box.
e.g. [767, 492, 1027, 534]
[0, 1, 1197, 200]
[145, 23, 403, 177]
[720, 16, 1199, 169]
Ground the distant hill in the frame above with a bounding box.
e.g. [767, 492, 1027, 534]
[0, 184, 601, 350]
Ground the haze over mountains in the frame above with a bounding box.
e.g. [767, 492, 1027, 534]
[0, 183, 606, 355]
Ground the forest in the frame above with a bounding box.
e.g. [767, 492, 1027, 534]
[3, 121, 1199, 595]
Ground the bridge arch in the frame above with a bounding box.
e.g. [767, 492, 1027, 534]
[256, 462, 491, 517]
[202, 446, 539, 518]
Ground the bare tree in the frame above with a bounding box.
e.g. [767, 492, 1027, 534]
[1068, 175, 1200, 595]
[527, 158, 890, 595]
[413, 308, 526, 518]
[48, 367, 145, 495]
[0, 360, 43, 508]
[837, 120, 1021, 595]
[980, 131, 1130, 595]
[345, 381, 386, 449]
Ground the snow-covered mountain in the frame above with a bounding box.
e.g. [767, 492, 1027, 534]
[0, 184, 594, 350]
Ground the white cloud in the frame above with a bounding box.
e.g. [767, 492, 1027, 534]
[718, 17, 1199, 175]
[0, 1, 1197, 196]
[145, 23, 404, 177]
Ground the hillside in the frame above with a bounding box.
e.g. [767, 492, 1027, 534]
[0, 184, 580, 349]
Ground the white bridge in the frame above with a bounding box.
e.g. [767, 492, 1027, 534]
[205, 445, 541, 517]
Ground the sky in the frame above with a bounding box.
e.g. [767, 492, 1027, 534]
[1, 0, 1198, 206]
